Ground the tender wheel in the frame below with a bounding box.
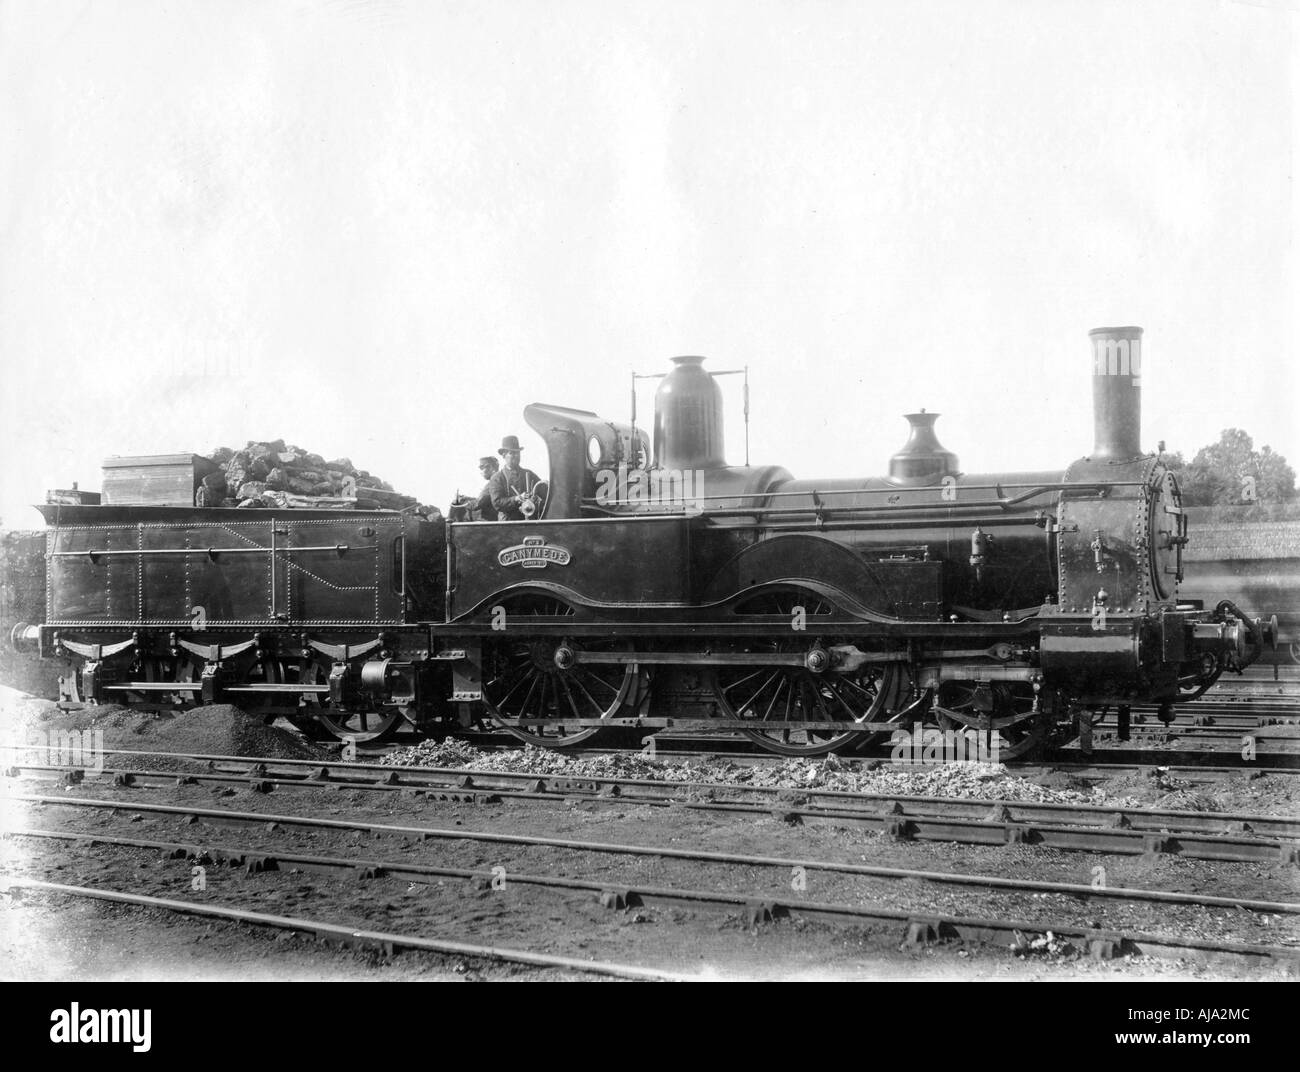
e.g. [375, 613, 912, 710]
[483, 637, 636, 748]
[314, 703, 405, 745]
[934, 681, 1043, 761]
[244, 657, 400, 744]
[273, 660, 339, 742]
[241, 656, 291, 722]
[121, 656, 196, 708]
[714, 657, 903, 758]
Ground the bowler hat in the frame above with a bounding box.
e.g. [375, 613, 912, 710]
[497, 435, 524, 455]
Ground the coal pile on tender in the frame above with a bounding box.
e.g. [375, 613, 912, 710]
[199, 440, 421, 511]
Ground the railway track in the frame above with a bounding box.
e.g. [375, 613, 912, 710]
[5, 740, 1300, 851]
[5, 800, 1299, 972]
[7, 768, 1299, 863]
[5, 717, 1298, 977]
[1044, 743, 1300, 770]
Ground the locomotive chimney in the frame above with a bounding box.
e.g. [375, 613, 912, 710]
[1089, 326, 1143, 460]
[888, 411, 959, 485]
[654, 356, 726, 470]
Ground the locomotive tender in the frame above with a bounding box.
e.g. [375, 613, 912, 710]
[12, 326, 1276, 757]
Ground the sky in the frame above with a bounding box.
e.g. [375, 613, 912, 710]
[0, 0, 1295, 524]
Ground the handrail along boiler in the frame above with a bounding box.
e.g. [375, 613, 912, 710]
[11, 326, 1275, 757]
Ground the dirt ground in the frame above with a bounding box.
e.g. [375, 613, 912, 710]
[5, 891, 1282, 983]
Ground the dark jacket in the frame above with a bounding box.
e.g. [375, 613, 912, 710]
[489, 466, 541, 520]
[472, 481, 498, 522]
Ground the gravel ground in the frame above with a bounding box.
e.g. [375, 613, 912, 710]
[380, 739, 1118, 802]
[378, 738, 1300, 816]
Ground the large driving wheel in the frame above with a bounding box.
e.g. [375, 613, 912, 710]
[480, 596, 636, 748]
[716, 587, 904, 757]
[714, 657, 902, 758]
[484, 641, 636, 749]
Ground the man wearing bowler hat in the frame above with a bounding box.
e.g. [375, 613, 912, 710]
[489, 435, 542, 521]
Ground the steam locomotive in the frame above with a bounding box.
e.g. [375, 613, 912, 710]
[11, 326, 1277, 757]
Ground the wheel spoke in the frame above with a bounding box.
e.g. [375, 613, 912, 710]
[717, 649, 901, 757]
[517, 672, 542, 719]
[824, 681, 859, 720]
[558, 674, 583, 720]
[571, 674, 608, 716]
[483, 625, 635, 749]
[732, 670, 780, 716]
[493, 667, 536, 708]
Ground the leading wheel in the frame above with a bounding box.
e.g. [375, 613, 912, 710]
[934, 681, 1043, 761]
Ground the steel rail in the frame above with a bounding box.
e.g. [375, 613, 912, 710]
[1097, 724, 1300, 737]
[0, 876, 681, 981]
[7, 790, 1299, 867]
[11, 825, 1300, 917]
[1043, 745, 1300, 770]
[1094, 713, 1300, 730]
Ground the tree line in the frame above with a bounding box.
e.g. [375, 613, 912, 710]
[1164, 429, 1295, 506]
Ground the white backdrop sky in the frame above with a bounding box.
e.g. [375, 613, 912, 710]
[1, 0, 1295, 523]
